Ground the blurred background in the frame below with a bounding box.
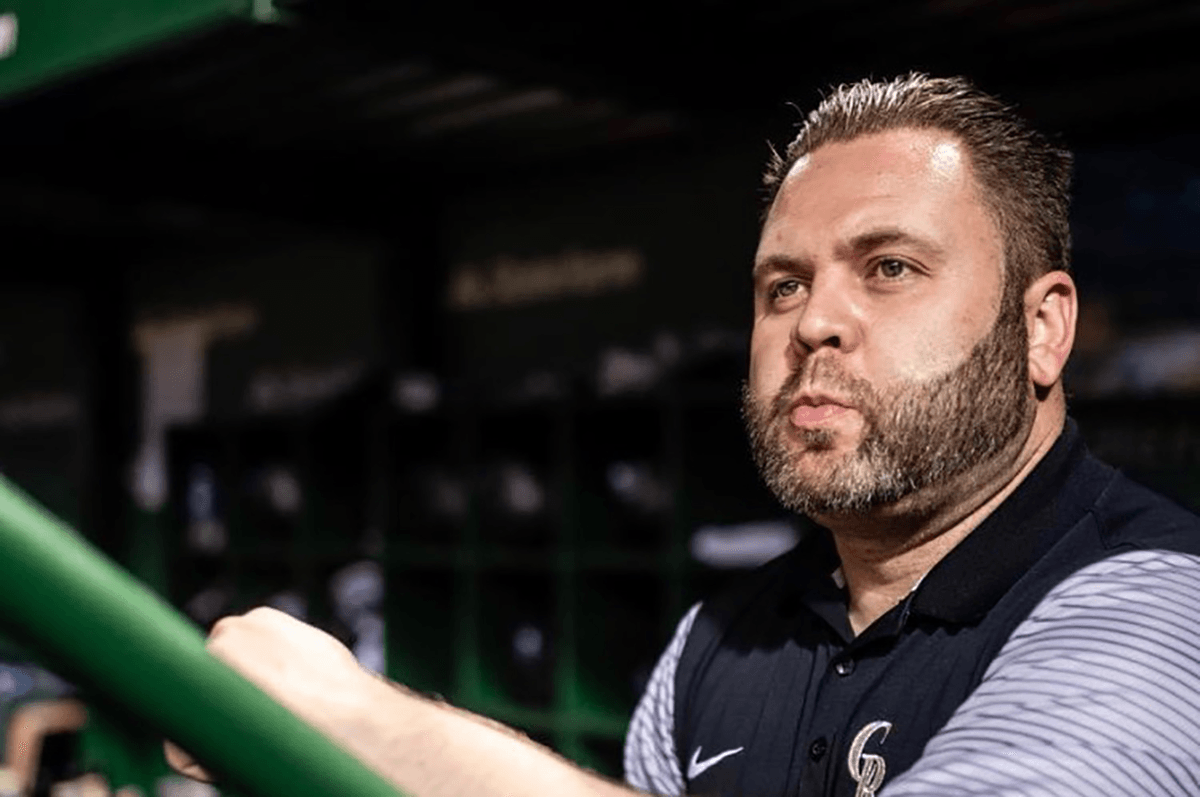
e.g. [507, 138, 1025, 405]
[1, 0, 1200, 793]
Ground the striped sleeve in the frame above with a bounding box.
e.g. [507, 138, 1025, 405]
[883, 549, 1200, 797]
[624, 602, 702, 796]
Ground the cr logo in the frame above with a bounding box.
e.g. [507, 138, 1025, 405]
[847, 720, 893, 797]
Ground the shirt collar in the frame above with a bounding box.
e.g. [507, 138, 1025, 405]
[789, 527, 854, 641]
[910, 416, 1098, 624]
[793, 417, 1104, 640]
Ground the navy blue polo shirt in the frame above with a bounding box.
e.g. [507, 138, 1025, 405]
[625, 419, 1200, 796]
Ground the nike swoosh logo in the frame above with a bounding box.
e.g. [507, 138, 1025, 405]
[687, 745, 745, 779]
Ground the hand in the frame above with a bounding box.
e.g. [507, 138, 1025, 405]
[165, 607, 376, 782]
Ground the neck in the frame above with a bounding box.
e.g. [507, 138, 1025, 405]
[820, 403, 1065, 636]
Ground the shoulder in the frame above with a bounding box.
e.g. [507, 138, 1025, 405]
[992, 547, 1200, 676]
[1089, 466, 1200, 554]
[885, 547, 1200, 796]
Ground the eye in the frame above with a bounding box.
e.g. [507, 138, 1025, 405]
[768, 278, 803, 302]
[874, 257, 912, 279]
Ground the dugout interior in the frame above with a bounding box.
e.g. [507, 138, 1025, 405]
[2, 2, 1200, 793]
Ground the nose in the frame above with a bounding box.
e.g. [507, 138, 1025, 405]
[789, 271, 860, 356]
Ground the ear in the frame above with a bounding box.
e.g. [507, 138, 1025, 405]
[1025, 270, 1077, 390]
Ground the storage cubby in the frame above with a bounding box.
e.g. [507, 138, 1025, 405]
[478, 570, 557, 710]
[384, 567, 457, 698]
[574, 401, 670, 553]
[232, 560, 296, 617]
[573, 573, 662, 721]
[475, 408, 561, 550]
[678, 399, 780, 529]
[389, 413, 467, 548]
[235, 424, 305, 553]
[306, 415, 370, 554]
[167, 426, 233, 557]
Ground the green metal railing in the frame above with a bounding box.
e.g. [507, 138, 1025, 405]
[0, 474, 405, 797]
[0, 0, 272, 100]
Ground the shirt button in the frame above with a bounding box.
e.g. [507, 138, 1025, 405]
[835, 659, 855, 676]
[809, 737, 828, 761]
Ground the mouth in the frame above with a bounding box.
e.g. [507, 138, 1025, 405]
[787, 394, 855, 428]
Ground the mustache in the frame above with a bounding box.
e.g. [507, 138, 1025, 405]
[768, 356, 878, 421]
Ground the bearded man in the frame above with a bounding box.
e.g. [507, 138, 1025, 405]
[170, 75, 1200, 797]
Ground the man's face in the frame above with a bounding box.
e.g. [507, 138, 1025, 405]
[745, 128, 1034, 519]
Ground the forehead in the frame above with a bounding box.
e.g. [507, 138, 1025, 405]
[759, 128, 995, 257]
[787, 128, 966, 181]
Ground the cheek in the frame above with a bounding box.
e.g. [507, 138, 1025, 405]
[890, 343, 952, 382]
[870, 316, 976, 383]
[749, 323, 790, 395]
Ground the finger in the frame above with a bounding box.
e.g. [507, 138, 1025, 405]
[163, 740, 215, 783]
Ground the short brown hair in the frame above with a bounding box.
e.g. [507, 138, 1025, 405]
[763, 73, 1073, 291]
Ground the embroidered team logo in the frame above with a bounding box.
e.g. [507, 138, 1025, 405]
[847, 720, 892, 797]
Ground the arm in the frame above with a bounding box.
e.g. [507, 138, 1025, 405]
[167, 607, 643, 797]
[883, 549, 1200, 797]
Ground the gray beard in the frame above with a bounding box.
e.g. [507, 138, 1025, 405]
[742, 288, 1035, 518]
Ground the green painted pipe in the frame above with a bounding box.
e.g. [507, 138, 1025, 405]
[0, 475, 405, 797]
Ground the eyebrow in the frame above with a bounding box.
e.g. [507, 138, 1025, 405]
[752, 227, 946, 281]
[752, 253, 812, 283]
[834, 227, 946, 262]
